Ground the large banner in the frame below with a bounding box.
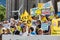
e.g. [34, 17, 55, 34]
[2, 35, 60, 40]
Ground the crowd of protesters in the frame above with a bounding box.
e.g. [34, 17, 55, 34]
[0, 13, 59, 37]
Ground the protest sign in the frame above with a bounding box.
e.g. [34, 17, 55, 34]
[42, 8, 50, 15]
[41, 23, 49, 31]
[51, 18, 60, 35]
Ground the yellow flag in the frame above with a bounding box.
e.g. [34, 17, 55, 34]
[24, 10, 29, 16]
[38, 3, 44, 9]
[23, 10, 29, 21]
[35, 9, 41, 15]
[20, 10, 32, 27]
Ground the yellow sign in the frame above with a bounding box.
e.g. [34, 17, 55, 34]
[38, 3, 44, 9]
[51, 18, 60, 35]
[35, 9, 41, 15]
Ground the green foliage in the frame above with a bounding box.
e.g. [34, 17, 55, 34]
[0, 5, 6, 21]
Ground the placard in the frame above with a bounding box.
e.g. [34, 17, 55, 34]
[41, 23, 49, 31]
[51, 18, 60, 35]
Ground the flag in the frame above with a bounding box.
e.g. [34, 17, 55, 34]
[23, 10, 29, 21]
[20, 10, 32, 27]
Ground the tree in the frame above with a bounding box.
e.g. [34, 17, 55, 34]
[0, 5, 6, 21]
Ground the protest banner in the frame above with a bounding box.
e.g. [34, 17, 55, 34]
[2, 35, 60, 40]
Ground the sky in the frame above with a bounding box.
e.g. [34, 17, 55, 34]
[0, 0, 6, 7]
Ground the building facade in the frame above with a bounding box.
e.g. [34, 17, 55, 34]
[6, 0, 50, 20]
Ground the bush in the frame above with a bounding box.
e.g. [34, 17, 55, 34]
[0, 5, 6, 21]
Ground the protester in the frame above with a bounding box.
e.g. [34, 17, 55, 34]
[2, 28, 7, 34]
[16, 21, 22, 32]
[28, 27, 36, 36]
[3, 21, 10, 29]
[13, 27, 20, 35]
[1, 13, 59, 36]
[6, 29, 11, 34]
[37, 28, 43, 35]
[21, 26, 28, 36]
